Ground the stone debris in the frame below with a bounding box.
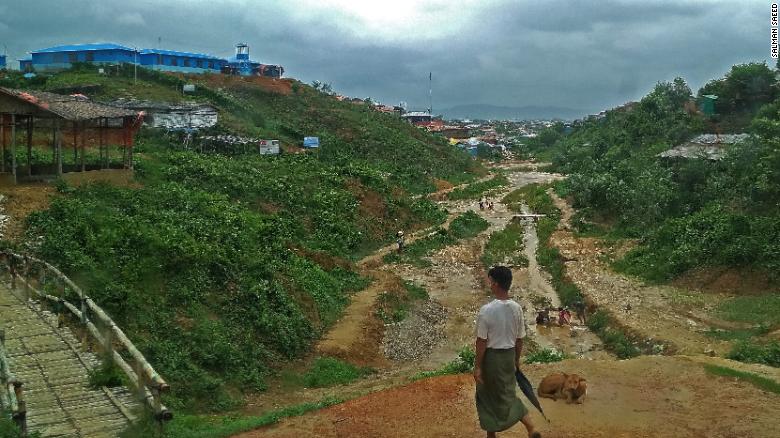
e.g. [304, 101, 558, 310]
[383, 299, 448, 362]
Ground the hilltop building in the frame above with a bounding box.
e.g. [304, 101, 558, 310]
[224, 43, 284, 78]
[138, 49, 226, 73]
[18, 42, 283, 77]
[402, 111, 444, 131]
[28, 43, 137, 72]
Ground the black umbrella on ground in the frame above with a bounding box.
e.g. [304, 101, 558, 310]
[515, 370, 549, 422]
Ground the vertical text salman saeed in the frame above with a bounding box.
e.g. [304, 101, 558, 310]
[772, 3, 778, 58]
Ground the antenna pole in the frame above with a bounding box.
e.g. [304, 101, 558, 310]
[428, 72, 432, 115]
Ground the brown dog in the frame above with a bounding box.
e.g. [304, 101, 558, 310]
[537, 373, 587, 404]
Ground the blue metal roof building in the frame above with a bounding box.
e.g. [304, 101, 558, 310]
[30, 43, 137, 71]
[225, 43, 284, 78]
[19, 56, 33, 72]
[25, 43, 227, 74]
[138, 49, 226, 74]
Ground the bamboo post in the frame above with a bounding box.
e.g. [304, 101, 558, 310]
[99, 118, 105, 169]
[9, 255, 15, 291]
[11, 114, 16, 184]
[1, 114, 5, 173]
[26, 117, 32, 177]
[80, 296, 88, 325]
[22, 257, 30, 301]
[80, 121, 86, 172]
[73, 121, 78, 168]
[12, 380, 26, 434]
[105, 119, 110, 169]
[56, 119, 62, 176]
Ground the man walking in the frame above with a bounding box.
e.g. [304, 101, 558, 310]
[474, 266, 541, 438]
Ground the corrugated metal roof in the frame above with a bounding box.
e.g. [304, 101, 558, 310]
[0, 87, 138, 121]
[140, 49, 225, 61]
[32, 43, 135, 53]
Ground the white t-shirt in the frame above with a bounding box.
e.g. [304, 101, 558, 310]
[476, 298, 526, 349]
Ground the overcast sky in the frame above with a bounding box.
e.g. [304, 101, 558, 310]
[0, 0, 772, 114]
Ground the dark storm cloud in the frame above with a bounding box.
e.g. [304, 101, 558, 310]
[0, 1, 770, 116]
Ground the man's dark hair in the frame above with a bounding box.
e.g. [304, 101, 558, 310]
[488, 266, 512, 291]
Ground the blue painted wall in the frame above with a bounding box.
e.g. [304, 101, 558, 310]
[32, 48, 137, 71]
[138, 52, 226, 74]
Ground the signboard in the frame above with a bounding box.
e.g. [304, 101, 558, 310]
[183, 84, 196, 93]
[303, 136, 320, 148]
[258, 139, 280, 155]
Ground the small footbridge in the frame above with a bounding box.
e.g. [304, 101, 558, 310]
[0, 251, 171, 437]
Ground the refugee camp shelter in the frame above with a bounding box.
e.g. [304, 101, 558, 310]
[29, 43, 137, 72]
[0, 87, 141, 183]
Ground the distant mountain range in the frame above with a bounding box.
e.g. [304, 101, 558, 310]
[438, 104, 589, 121]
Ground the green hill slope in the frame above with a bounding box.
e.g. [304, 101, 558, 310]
[2, 65, 480, 411]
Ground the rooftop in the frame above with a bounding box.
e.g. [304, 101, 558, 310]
[0, 88, 138, 121]
[140, 49, 225, 61]
[32, 43, 135, 53]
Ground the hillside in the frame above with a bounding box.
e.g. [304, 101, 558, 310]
[0, 65, 481, 412]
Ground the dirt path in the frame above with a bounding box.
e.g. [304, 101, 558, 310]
[546, 191, 736, 356]
[379, 168, 607, 368]
[238, 355, 780, 438]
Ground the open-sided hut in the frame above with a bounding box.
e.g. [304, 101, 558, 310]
[0, 88, 142, 183]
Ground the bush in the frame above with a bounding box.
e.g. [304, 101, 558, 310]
[525, 348, 569, 364]
[411, 346, 475, 380]
[586, 310, 640, 359]
[481, 222, 528, 268]
[302, 357, 374, 388]
[448, 174, 508, 200]
[449, 211, 489, 239]
[727, 340, 780, 367]
[88, 356, 126, 388]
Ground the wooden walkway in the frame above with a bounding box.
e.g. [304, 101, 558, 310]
[0, 283, 139, 437]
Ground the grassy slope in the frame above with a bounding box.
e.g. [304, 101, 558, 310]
[7, 65, 481, 412]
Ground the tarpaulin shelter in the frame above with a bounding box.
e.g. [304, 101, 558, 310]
[0, 87, 142, 183]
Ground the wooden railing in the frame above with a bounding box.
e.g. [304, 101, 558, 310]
[0, 251, 172, 422]
[0, 329, 26, 433]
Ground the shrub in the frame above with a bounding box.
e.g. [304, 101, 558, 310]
[727, 340, 780, 367]
[302, 357, 374, 388]
[449, 211, 489, 239]
[88, 356, 126, 389]
[525, 348, 569, 364]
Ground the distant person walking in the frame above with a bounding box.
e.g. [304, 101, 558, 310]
[396, 231, 405, 253]
[474, 266, 541, 438]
